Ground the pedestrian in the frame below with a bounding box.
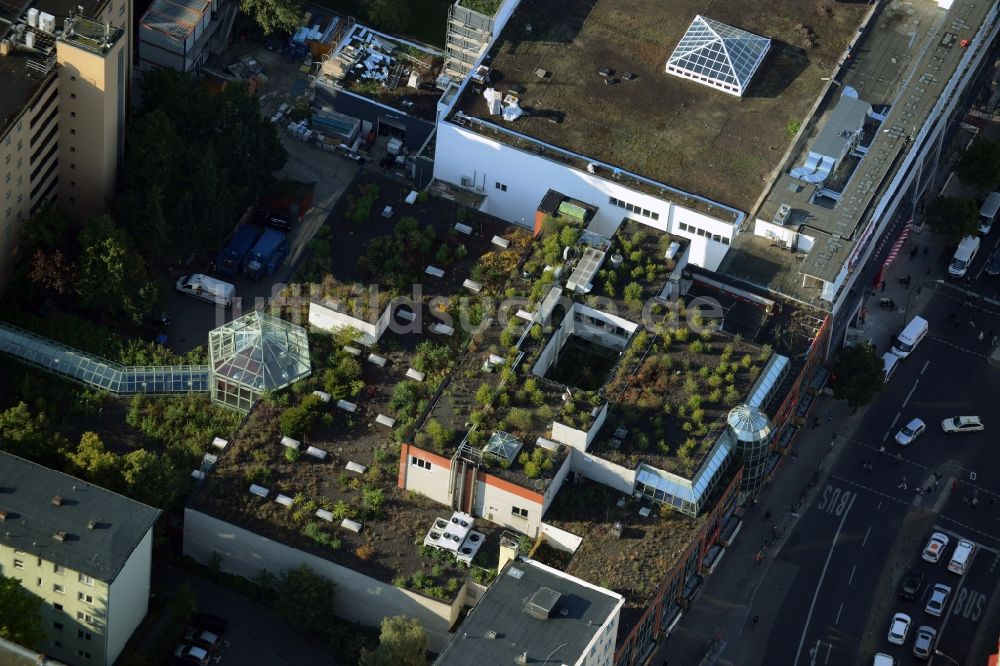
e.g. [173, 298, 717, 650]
[979, 331, 985, 342]
[993, 335, 998, 347]
[933, 480, 940, 491]
[926, 266, 931, 275]
[895, 452, 902, 464]
[889, 298, 896, 310]
[991, 497, 997, 509]
[826, 410, 832, 423]
[924, 246, 929, 256]
[752, 615, 759, 627]
[952, 479, 959, 492]
[879, 444, 886, 452]
[910, 246, 918, 260]
[813, 416, 820, 429]
[881, 281, 887, 293]
[970, 318, 977, 328]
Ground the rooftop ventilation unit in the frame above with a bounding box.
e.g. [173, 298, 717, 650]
[0, 510, 7, 520]
[485, 630, 497, 639]
[87, 519, 97, 530]
[53, 530, 67, 541]
[525, 586, 562, 620]
[51, 495, 63, 507]
[773, 203, 791, 226]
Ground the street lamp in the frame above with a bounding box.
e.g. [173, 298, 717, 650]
[934, 649, 961, 665]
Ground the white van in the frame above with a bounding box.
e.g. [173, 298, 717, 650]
[891, 316, 928, 358]
[882, 352, 900, 380]
[175, 274, 235, 308]
[980, 192, 1000, 234]
[948, 235, 980, 278]
[873, 653, 896, 666]
[948, 538, 976, 575]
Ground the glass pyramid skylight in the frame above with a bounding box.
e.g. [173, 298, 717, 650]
[209, 311, 311, 412]
[666, 15, 771, 97]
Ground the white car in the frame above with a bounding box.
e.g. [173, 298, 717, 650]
[887, 612, 912, 645]
[941, 415, 984, 433]
[895, 418, 926, 446]
[925, 583, 952, 617]
[913, 625, 937, 659]
[173, 644, 210, 666]
[922, 532, 950, 563]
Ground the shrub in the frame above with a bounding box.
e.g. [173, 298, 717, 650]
[284, 447, 300, 463]
[506, 408, 533, 433]
[674, 327, 690, 342]
[691, 408, 705, 424]
[302, 522, 333, 547]
[425, 419, 455, 453]
[708, 388, 723, 403]
[362, 487, 385, 520]
[683, 378, 698, 394]
[740, 354, 754, 369]
[355, 544, 376, 560]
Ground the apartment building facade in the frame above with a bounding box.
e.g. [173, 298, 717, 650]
[0, 0, 129, 291]
[0, 452, 160, 666]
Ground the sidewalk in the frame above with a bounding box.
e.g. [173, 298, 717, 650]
[659, 230, 944, 666]
[660, 396, 866, 666]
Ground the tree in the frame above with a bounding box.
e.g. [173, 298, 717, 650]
[29, 249, 77, 296]
[241, 0, 304, 34]
[361, 615, 428, 666]
[830, 341, 884, 409]
[0, 402, 69, 468]
[367, 0, 410, 33]
[955, 139, 1000, 192]
[68, 432, 123, 491]
[121, 449, 183, 509]
[274, 565, 335, 635]
[0, 573, 45, 648]
[925, 196, 980, 244]
[77, 215, 160, 326]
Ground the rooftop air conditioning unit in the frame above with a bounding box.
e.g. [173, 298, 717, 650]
[461, 176, 472, 187]
[773, 203, 791, 226]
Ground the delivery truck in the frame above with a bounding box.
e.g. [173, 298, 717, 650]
[175, 274, 235, 308]
[216, 225, 262, 276]
[244, 228, 288, 279]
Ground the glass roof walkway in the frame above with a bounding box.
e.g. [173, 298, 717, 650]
[0, 322, 210, 395]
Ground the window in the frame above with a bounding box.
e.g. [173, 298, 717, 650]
[70, 129, 76, 135]
[70, 112, 76, 118]
[76, 650, 91, 660]
[77, 611, 93, 624]
[78, 592, 94, 605]
[53, 622, 63, 631]
[36, 577, 42, 586]
[53, 603, 63, 611]
[609, 197, 618, 206]
[77, 630, 92, 640]
[651, 212, 660, 221]
[13, 559, 23, 569]
[69, 147, 75, 153]
[411, 456, 431, 470]
[617, 200, 625, 209]
[511, 506, 528, 519]
[53, 641, 62, 648]
[53, 583, 64, 594]
[53, 564, 64, 575]
[69, 93, 76, 100]
[495, 182, 508, 192]
[69, 75, 76, 81]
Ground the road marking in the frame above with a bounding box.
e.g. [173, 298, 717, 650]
[902, 382, 919, 409]
[882, 429, 890, 442]
[890, 412, 901, 428]
[835, 602, 843, 625]
[920, 360, 930, 375]
[829, 474, 909, 507]
[929, 335, 992, 359]
[848, 564, 856, 586]
[794, 493, 856, 666]
[937, 516, 1000, 549]
[862, 526, 871, 548]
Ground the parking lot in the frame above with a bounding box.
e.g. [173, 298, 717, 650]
[164, 37, 363, 354]
[873, 527, 998, 664]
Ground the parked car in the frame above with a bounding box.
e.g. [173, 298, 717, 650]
[183, 626, 221, 651]
[887, 612, 911, 645]
[913, 625, 937, 659]
[941, 415, 984, 433]
[173, 644, 210, 666]
[192, 612, 229, 636]
[895, 418, 926, 446]
[922, 532, 950, 563]
[986, 251, 1000, 277]
[925, 583, 952, 617]
[897, 569, 925, 600]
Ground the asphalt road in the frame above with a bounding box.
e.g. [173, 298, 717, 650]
[762, 283, 1000, 665]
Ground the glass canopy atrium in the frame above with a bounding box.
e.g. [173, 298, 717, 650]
[209, 311, 311, 412]
[666, 15, 771, 97]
